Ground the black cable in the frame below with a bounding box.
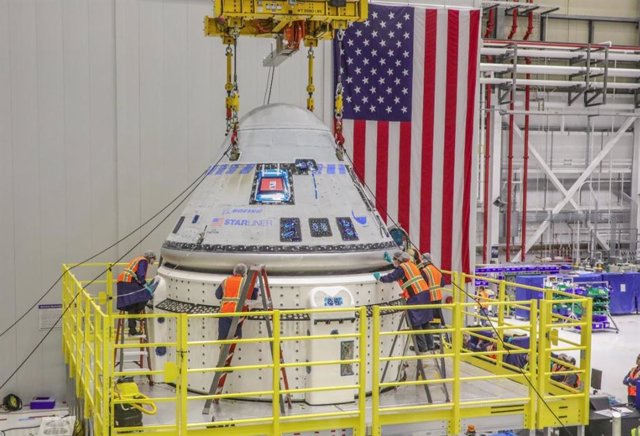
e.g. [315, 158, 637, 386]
[342, 149, 573, 435]
[0, 163, 213, 339]
[0, 425, 41, 435]
[0, 146, 231, 392]
[267, 65, 275, 105]
[262, 55, 275, 106]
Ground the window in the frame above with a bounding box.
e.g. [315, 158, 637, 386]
[280, 218, 302, 242]
[251, 167, 294, 205]
[336, 217, 359, 241]
[309, 218, 332, 237]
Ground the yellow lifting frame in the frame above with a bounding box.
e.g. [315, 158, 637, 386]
[204, 0, 367, 41]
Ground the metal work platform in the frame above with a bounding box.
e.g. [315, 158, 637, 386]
[135, 357, 529, 435]
[62, 263, 592, 435]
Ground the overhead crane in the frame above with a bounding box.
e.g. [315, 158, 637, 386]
[203, 0, 367, 160]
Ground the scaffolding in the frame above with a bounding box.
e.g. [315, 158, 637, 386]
[479, 38, 640, 263]
[62, 262, 593, 435]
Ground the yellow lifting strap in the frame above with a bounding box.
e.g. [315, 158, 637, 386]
[306, 47, 315, 112]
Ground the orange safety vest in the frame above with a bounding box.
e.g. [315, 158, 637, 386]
[478, 288, 491, 309]
[418, 263, 443, 302]
[572, 374, 581, 389]
[398, 262, 429, 299]
[117, 256, 146, 283]
[220, 276, 247, 313]
[628, 366, 640, 396]
[551, 363, 581, 389]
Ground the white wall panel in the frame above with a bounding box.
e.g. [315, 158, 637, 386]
[115, 0, 142, 251]
[9, 0, 46, 393]
[0, 0, 18, 395]
[138, 0, 173, 244]
[88, 0, 118, 255]
[186, 1, 218, 174]
[35, 0, 67, 394]
[63, 0, 93, 260]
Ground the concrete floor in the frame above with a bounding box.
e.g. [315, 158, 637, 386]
[588, 314, 640, 402]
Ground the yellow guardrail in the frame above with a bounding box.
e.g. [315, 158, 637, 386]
[62, 264, 592, 435]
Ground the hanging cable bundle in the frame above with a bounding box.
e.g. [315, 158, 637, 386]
[306, 46, 315, 112]
[224, 32, 241, 160]
[333, 29, 346, 160]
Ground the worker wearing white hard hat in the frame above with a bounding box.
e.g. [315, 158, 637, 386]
[116, 251, 157, 336]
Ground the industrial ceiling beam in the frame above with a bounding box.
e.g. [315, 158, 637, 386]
[513, 116, 637, 260]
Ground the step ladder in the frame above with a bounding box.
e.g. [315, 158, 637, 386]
[380, 306, 449, 403]
[114, 308, 154, 385]
[202, 265, 293, 416]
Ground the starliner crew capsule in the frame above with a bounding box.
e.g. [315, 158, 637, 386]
[151, 104, 404, 405]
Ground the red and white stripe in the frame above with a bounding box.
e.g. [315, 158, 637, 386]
[343, 6, 480, 274]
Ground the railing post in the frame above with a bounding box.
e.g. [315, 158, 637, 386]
[371, 306, 381, 436]
[495, 280, 505, 370]
[451, 272, 459, 303]
[536, 299, 549, 428]
[102, 306, 112, 436]
[62, 266, 68, 364]
[527, 302, 538, 430]
[83, 297, 91, 418]
[498, 280, 506, 326]
[177, 314, 189, 434]
[106, 263, 114, 318]
[93, 304, 101, 428]
[272, 310, 281, 435]
[75, 280, 81, 398]
[358, 306, 367, 435]
[580, 297, 593, 425]
[451, 283, 462, 435]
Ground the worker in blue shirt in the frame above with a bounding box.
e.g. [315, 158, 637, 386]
[374, 252, 434, 352]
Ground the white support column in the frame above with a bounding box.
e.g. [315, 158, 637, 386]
[631, 118, 640, 257]
[515, 116, 636, 260]
[489, 106, 503, 257]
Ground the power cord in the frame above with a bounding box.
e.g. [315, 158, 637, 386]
[0, 160, 218, 340]
[0, 145, 232, 392]
[342, 149, 573, 435]
[0, 425, 40, 435]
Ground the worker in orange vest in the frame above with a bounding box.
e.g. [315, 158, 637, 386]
[416, 253, 444, 350]
[215, 264, 259, 340]
[116, 251, 157, 336]
[551, 353, 581, 389]
[624, 354, 640, 406]
[374, 252, 434, 352]
[476, 285, 494, 326]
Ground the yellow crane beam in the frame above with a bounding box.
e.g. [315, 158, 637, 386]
[204, 0, 367, 43]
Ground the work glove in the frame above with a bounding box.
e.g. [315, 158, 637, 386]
[373, 272, 381, 281]
[383, 252, 393, 263]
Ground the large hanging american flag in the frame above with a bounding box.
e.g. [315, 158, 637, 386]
[334, 3, 480, 274]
